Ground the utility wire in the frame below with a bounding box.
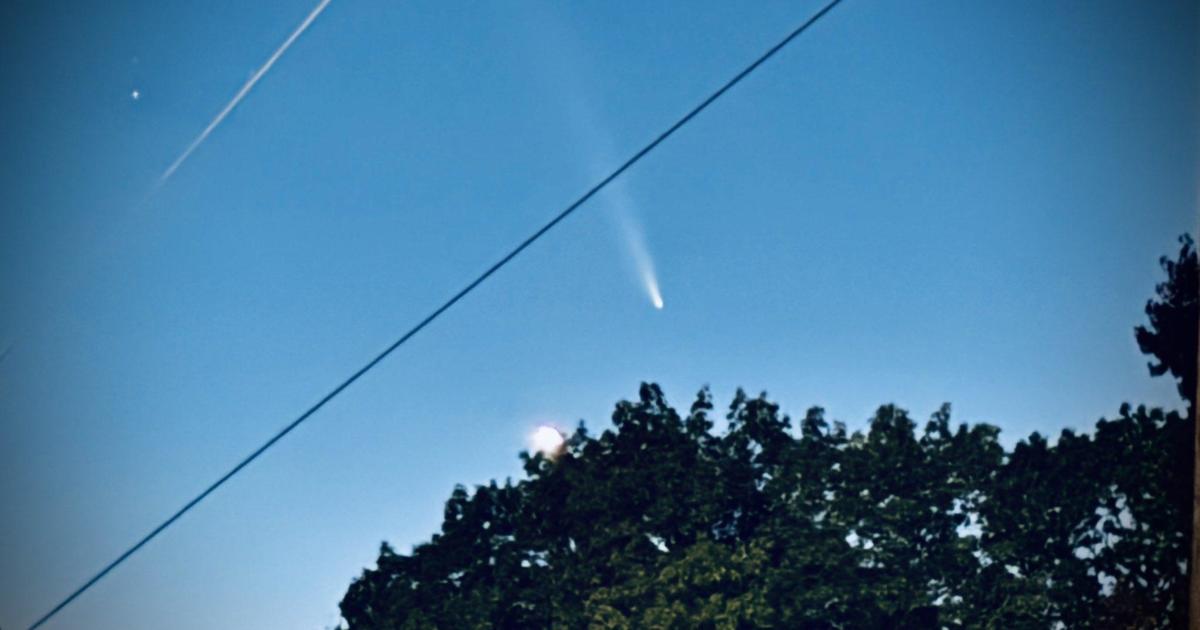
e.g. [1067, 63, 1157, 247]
[27, 1, 843, 627]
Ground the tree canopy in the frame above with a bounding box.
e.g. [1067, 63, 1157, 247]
[338, 237, 1195, 629]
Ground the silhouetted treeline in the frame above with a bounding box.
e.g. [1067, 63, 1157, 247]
[339, 236, 1195, 629]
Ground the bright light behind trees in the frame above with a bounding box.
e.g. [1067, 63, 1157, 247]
[528, 425, 565, 456]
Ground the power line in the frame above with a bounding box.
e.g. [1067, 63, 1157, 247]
[27, 1, 844, 627]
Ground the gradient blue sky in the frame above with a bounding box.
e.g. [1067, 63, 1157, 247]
[1, 1, 1196, 628]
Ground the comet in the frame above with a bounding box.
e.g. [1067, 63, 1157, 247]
[619, 212, 664, 310]
[522, 8, 666, 311]
[609, 184, 664, 310]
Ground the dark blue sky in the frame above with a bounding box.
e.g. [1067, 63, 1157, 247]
[1, 1, 1196, 628]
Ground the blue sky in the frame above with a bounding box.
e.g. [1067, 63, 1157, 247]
[0, 1, 1196, 628]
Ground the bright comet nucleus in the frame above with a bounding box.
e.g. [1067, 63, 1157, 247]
[529, 425, 565, 456]
[612, 205, 664, 311]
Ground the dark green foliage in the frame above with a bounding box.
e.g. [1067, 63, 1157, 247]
[339, 393, 1188, 629]
[1135, 234, 1197, 409]
[1091, 405, 1192, 628]
[339, 236, 1194, 628]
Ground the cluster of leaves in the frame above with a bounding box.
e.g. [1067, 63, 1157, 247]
[1136, 235, 1198, 408]
[339, 388, 1188, 629]
[338, 236, 1195, 629]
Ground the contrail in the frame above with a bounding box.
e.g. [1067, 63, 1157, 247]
[158, 0, 332, 186]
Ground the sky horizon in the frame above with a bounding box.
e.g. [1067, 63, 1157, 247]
[1, 1, 1197, 628]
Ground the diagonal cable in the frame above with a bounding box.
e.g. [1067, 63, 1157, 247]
[27, 1, 843, 627]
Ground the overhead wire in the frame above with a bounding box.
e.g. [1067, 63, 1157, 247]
[27, 1, 844, 627]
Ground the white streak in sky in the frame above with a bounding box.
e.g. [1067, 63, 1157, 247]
[522, 8, 666, 310]
[610, 188, 664, 310]
[576, 123, 665, 311]
[158, 0, 332, 185]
